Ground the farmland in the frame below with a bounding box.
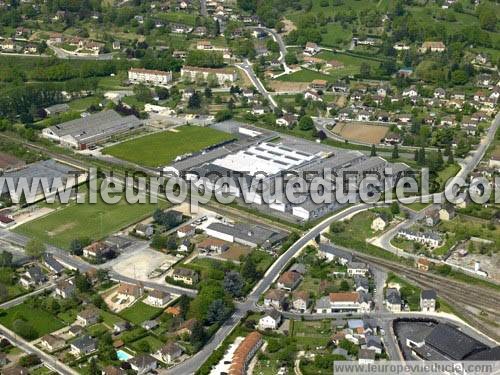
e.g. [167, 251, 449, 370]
[332, 122, 389, 144]
[102, 126, 235, 167]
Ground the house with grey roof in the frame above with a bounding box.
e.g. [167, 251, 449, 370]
[44, 103, 70, 117]
[156, 342, 183, 364]
[420, 289, 437, 312]
[129, 354, 157, 375]
[43, 253, 65, 275]
[318, 243, 353, 265]
[70, 335, 97, 356]
[205, 222, 287, 249]
[19, 265, 46, 288]
[385, 288, 401, 312]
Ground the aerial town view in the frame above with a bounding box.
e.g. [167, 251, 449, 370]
[0, 0, 499, 374]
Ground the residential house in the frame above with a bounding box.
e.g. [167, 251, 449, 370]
[439, 206, 455, 221]
[310, 79, 328, 91]
[172, 268, 199, 285]
[228, 332, 263, 375]
[347, 262, 369, 277]
[117, 282, 144, 300]
[113, 321, 131, 334]
[402, 86, 418, 98]
[328, 292, 371, 313]
[258, 309, 282, 330]
[68, 325, 83, 337]
[276, 114, 298, 128]
[434, 88, 446, 99]
[43, 253, 65, 275]
[304, 42, 320, 56]
[420, 41, 446, 53]
[40, 334, 65, 352]
[358, 348, 376, 364]
[291, 291, 310, 313]
[71, 335, 97, 356]
[19, 266, 46, 288]
[304, 90, 323, 102]
[424, 211, 440, 227]
[134, 223, 154, 239]
[318, 243, 353, 265]
[416, 257, 430, 272]
[76, 307, 100, 326]
[397, 229, 442, 249]
[277, 271, 302, 291]
[178, 238, 191, 252]
[180, 66, 237, 85]
[197, 238, 229, 253]
[145, 290, 170, 307]
[385, 288, 402, 312]
[264, 289, 286, 310]
[420, 289, 437, 313]
[354, 276, 369, 294]
[83, 241, 114, 260]
[176, 224, 195, 238]
[142, 320, 159, 331]
[102, 366, 125, 375]
[365, 335, 383, 354]
[156, 342, 182, 364]
[55, 279, 75, 299]
[129, 354, 157, 375]
[371, 216, 387, 231]
[176, 318, 198, 336]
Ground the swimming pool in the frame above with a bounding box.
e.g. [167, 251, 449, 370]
[116, 349, 132, 361]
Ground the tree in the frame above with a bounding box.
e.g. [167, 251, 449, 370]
[206, 299, 231, 324]
[241, 257, 257, 281]
[339, 280, 350, 291]
[370, 144, 377, 156]
[285, 52, 298, 65]
[360, 62, 371, 78]
[188, 91, 201, 109]
[204, 87, 212, 99]
[223, 271, 244, 298]
[392, 144, 399, 159]
[25, 239, 45, 259]
[447, 149, 454, 164]
[0, 251, 12, 268]
[190, 320, 207, 350]
[390, 202, 400, 215]
[87, 358, 100, 375]
[298, 116, 314, 131]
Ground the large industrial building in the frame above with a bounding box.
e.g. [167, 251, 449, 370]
[42, 110, 143, 149]
[0, 159, 87, 203]
[166, 121, 409, 222]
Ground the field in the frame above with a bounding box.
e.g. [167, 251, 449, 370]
[0, 302, 65, 339]
[269, 81, 310, 92]
[276, 68, 338, 83]
[102, 126, 235, 167]
[119, 301, 163, 325]
[14, 194, 165, 250]
[332, 122, 389, 144]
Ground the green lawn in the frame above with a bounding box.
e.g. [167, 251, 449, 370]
[68, 96, 102, 112]
[119, 301, 163, 325]
[102, 125, 236, 167]
[100, 309, 125, 327]
[130, 335, 164, 352]
[276, 68, 339, 83]
[0, 302, 65, 339]
[14, 194, 165, 250]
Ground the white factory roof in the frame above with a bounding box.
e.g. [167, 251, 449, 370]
[211, 142, 318, 176]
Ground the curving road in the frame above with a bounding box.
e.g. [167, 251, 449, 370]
[235, 59, 278, 109]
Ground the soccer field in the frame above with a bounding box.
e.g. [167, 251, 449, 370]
[102, 125, 235, 167]
[15, 195, 166, 250]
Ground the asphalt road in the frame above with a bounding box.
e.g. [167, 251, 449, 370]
[235, 59, 278, 109]
[249, 26, 291, 73]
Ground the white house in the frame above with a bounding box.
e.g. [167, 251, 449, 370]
[128, 68, 172, 86]
[304, 42, 320, 56]
[258, 310, 282, 330]
[145, 290, 170, 307]
[420, 289, 437, 313]
[371, 216, 387, 231]
[156, 342, 182, 364]
[347, 262, 369, 277]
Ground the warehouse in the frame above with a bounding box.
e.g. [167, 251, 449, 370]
[42, 110, 143, 149]
[205, 222, 287, 249]
[1, 159, 87, 203]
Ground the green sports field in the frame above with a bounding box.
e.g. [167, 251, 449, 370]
[14, 194, 166, 250]
[102, 125, 235, 167]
